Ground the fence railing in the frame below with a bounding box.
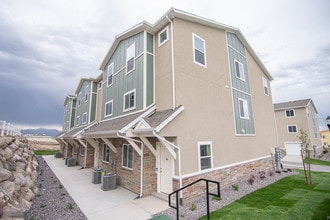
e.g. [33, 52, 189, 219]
[0, 120, 21, 136]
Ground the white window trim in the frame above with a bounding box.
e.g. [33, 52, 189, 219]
[198, 141, 213, 171]
[192, 33, 207, 68]
[287, 125, 298, 133]
[104, 100, 113, 117]
[158, 26, 169, 47]
[126, 42, 135, 74]
[107, 63, 114, 87]
[80, 145, 85, 156]
[285, 109, 295, 118]
[102, 144, 110, 163]
[122, 144, 134, 170]
[123, 89, 136, 112]
[262, 77, 269, 96]
[84, 85, 89, 102]
[238, 98, 249, 120]
[234, 59, 245, 81]
[78, 92, 82, 106]
[76, 115, 80, 126]
[82, 112, 87, 124]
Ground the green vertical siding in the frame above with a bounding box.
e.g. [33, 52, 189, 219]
[147, 53, 154, 106]
[227, 32, 255, 135]
[147, 33, 153, 53]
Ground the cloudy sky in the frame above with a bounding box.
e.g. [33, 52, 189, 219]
[0, 0, 329, 130]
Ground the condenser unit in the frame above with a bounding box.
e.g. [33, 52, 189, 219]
[101, 173, 117, 191]
[67, 158, 77, 167]
[92, 168, 103, 184]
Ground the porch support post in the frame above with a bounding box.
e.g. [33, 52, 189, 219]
[86, 138, 100, 167]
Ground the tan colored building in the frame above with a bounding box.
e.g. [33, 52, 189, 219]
[57, 8, 277, 199]
[321, 130, 330, 149]
[274, 98, 322, 156]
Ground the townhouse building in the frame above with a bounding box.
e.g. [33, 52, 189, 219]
[57, 8, 277, 199]
[274, 98, 322, 156]
[321, 130, 330, 149]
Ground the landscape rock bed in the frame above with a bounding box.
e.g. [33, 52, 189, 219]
[155, 170, 296, 219]
[24, 156, 87, 220]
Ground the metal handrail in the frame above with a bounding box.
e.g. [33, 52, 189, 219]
[168, 178, 220, 220]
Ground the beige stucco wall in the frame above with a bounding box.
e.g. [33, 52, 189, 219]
[155, 18, 277, 176]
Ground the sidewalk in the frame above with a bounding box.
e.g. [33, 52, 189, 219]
[282, 155, 330, 173]
[43, 156, 169, 220]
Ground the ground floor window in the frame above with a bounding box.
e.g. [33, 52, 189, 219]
[80, 145, 85, 156]
[122, 144, 133, 169]
[198, 141, 213, 170]
[102, 144, 110, 163]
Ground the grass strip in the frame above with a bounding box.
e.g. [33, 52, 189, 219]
[34, 150, 59, 155]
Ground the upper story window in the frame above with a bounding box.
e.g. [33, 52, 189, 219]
[105, 100, 113, 117]
[262, 77, 269, 96]
[234, 60, 245, 81]
[107, 63, 114, 87]
[126, 42, 135, 74]
[76, 115, 80, 126]
[123, 89, 136, 112]
[285, 109, 295, 117]
[158, 26, 168, 47]
[78, 92, 82, 106]
[193, 33, 206, 67]
[238, 98, 249, 119]
[122, 144, 133, 169]
[82, 112, 87, 124]
[84, 85, 89, 102]
[198, 142, 213, 170]
[288, 125, 298, 133]
[102, 144, 110, 163]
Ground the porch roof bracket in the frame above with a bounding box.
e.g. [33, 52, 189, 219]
[101, 138, 117, 153]
[140, 137, 157, 157]
[153, 132, 176, 159]
[85, 138, 99, 149]
[77, 139, 88, 148]
[127, 139, 142, 156]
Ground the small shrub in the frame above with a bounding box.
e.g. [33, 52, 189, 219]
[66, 203, 73, 210]
[212, 196, 221, 201]
[189, 203, 196, 211]
[36, 194, 41, 197]
[39, 169, 43, 176]
[260, 171, 266, 179]
[232, 184, 239, 191]
[59, 184, 63, 189]
[38, 183, 42, 188]
[40, 204, 46, 208]
[61, 193, 66, 196]
[247, 176, 254, 185]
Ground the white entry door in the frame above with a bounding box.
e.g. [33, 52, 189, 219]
[157, 142, 173, 194]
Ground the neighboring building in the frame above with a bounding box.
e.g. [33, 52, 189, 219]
[57, 8, 277, 199]
[321, 130, 330, 149]
[62, 95, 76, 132]
[274, 98, 322, 156]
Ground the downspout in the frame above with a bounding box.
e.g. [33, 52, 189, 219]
[166, 15, 176, 110]
[152, 131, 182, 201]
[117, 132, 144, 198]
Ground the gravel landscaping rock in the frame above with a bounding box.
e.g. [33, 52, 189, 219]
[24, 156, 87, 220]
[154, 170, 297, 219]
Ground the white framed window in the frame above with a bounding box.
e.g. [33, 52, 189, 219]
[288, 125, 298, 133]
[82, 112, 87, 124]
[84, 85, 89, 102]
[107, 63, 114, 87]
[123, 89, 136, 112]
[105, 100, 113, 117]
[198, 141, 213, 170]
[76, 115, 80, 126]
[126, 42, 135, 74]
[262, 77, 269, 96]
[158, 26, 168, 47]
[234, 59, 245, 81]
[238, 98, 249, 119]
[80, 145, 85, 156]
[78, 92, 82, 106]
[102, 144, 110, 163]
[285, 109, 295, 117]
[192, 33, 206, 67]
[122, 144, 134, 169]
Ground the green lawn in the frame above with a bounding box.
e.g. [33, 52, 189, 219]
[200, 171, 330, 220]
[34, 150, 59, 155]
[308, 158, 330, 166]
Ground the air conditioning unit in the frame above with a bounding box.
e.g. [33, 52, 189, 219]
[92, 168, 103, 184]
[101, 173, 117, 191]
[65, 157, 70, 165]
[67, 158, 77, 167]
[54, 151, 62, 158]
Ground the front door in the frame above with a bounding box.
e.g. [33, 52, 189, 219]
[157, 142, 173, 194]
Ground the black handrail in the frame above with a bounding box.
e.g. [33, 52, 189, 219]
[168, 178, 220, 220]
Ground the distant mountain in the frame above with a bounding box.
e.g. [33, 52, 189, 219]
[21, 128, 61, 137]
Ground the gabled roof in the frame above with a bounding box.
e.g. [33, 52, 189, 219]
[75, 77, 98, 95]
[63, 95, 76, 106]
[99, 7, 273, 80]
[62, 124, 90, 139]
[274, 98, 318, 113]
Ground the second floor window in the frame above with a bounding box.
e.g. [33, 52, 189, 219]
[76, 116, 80, 126]
[238, 98, 249, 119]
[123, 89, 136, 112]
[286, 109, 295, 117]
[105, 100, 113, 117]
[78, 92, 82, 106]
[262, 77, 269, 96]
[234, 60, 245, 81]
[84, 85, 89, 102]
[107, 63, 113, 87]
[193, 33, 206, 67]
[158, 26, 168, 46]
[82, 112, 87, 124]
[126, 43, 135, 74]
[288, 125, 297, 133]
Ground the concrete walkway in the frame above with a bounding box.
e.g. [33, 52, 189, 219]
[43, 156, 169, 220]
[282, 155, 330, 173]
